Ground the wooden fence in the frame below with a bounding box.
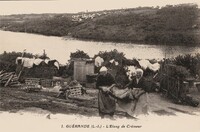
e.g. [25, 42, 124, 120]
[160, 73, 189, 100]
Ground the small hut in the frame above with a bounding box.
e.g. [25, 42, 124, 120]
[71, 58, 95, 83]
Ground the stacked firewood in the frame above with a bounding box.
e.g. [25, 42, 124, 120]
[0, 70, 20, 87]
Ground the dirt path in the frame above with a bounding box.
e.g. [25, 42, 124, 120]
[0, 87, 200, 117]
[148, 92, 200, 116]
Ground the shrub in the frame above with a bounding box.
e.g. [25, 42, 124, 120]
[0, 51, 34, 72]
[67, 50, 90, 76]
[172, 54, 200, 76]
[70, 50, 90, 59]
[160, 63, 190, 80]
[94, 49, 127, 67]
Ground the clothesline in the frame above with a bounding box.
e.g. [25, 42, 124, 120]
[16, 57, 59, 69]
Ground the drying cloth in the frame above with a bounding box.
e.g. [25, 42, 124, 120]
[54, 61, 59, 69]
[16, 57, 23, 65]
[138, 59, 151, 70]
[44, 59, 50, 64]
[95, 56, 104, 67]
[109, 59, 119, 66]
[148, 62, 160, 72]
[109, 59, 114, 63]
[23, 58, 34, 68]
[33, 59, 43, 65]
[114, 61, 119, 66]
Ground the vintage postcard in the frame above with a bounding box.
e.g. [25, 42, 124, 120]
[0, 0, 200, 132]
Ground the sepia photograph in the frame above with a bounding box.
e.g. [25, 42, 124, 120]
[0, 0, 200, 132]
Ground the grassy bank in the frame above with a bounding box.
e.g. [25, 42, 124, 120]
[0, 4, 199, 46]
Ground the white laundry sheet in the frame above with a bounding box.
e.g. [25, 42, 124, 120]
[95, 56, 104, 67]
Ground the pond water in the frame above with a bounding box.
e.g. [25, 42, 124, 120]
[0, 30, 199, 64]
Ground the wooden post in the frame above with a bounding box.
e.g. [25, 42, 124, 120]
[17, 49, 26, 80]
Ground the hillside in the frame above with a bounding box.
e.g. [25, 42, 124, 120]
[0, 4, 199, 46]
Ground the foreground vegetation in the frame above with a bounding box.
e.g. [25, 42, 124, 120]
[0, 4, 199, 46]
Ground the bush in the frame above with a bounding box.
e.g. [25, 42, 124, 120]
[94, 49, 127, 67]
[160, 63, 190, 80]
[70, 50, 90, 59]
[172, 54, 200, 76]
[67, 50, 90, 76]
[0, 51, 34, 72]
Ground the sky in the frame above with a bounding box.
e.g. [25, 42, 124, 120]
[0, 0, 199, 15]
